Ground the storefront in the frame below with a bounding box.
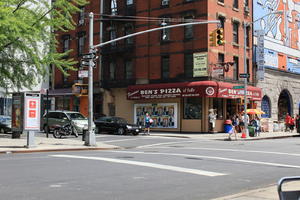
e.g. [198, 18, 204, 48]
[126, 81, 262, 133]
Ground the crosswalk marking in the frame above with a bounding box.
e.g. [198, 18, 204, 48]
[51, 154, 226, 177]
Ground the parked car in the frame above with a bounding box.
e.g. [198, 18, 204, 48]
[94, 116, 143, 135]
[0, 115, 11, 133]
[42, 111, 95, 134]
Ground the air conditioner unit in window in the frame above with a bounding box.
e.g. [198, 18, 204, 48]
[244, 6, 250, 13]
[162, 0, 169, 6]
[78, 19, 84, 25]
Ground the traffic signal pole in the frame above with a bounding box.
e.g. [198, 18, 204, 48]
[85, 12, 96, 146]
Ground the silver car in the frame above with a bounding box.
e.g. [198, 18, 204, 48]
[42, 111, 95, 134]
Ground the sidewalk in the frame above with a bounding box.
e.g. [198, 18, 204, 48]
[150, 130, 299, 140]
[0, 133, 118, 154]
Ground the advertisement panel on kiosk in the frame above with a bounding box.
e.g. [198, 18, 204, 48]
[11, 93, 41, 139]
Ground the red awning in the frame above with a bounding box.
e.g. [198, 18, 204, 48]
[127, 81, 262, 100]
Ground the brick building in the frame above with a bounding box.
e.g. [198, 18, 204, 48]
[54, 0, 262, 132]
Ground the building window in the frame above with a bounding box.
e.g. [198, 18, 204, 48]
[261, 95, 271, 118]
[213, 98, 224, 119]
[126, 0, 133, 5]
[124, 24, 134, 45]
[109, 62, 116, 80]
[111, 0, 117, 15]
[78, 7, 85, 25]
[218, 53, 225, 64]
[184, 98, 202, 119]
[218, 17, 225, 29]
[161, 0, 169, 6]
[184, 16, 194, 39]
[233, 0, 238, 9]
[110, 26, 117, 46]
[184, 53, 193, 78]
[246, 58, 250, 82]
[233, 22, 239, 44]
[246, 26, 250, 47]
[62, 35, 70, 53]
[78, 32, 85, 55]
[161, 56, 169, 79]
[233, 56, 239, 80]
[125, 60, 133, 79]
[245, 0, 249, 7]
[218, 0, 224, 3]
[161, 19, 170, 41]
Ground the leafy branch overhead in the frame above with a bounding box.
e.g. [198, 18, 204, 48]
[0, 0, 88, 90]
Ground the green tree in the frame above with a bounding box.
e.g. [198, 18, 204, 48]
[0, 0, 87, 90]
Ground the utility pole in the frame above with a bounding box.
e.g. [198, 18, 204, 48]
[85, 12, 96, 146]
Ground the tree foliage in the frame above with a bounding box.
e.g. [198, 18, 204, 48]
[0, 0, 87, 91]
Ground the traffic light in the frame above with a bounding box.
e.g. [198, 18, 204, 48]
[209, 29, 217, 46]
[216, 28, 225, 46]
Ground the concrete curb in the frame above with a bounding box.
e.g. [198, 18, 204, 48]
[0, 146, 121, 154]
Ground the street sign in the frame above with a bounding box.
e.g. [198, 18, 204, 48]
[239, 73, 250, 78]
[233, 85, 244, 89]
[80, 60, 89, 66]
[78, 70, 88, 78]
[82, 54, 94, 59]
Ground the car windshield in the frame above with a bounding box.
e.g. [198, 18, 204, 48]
[116, 118, 127, 124]
[66, 113, 86, 120]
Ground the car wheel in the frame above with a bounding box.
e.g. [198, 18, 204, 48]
[117, 128, 125, 135]
[53, 129, 60, 138]
[132, 132, 139, 136]
[0, 128, 5, 134]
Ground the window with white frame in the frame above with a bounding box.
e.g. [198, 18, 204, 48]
[110, 26, 117, 46]
[111, 0, 117, 15]
[78, 7, 85, 25]
[126, 0, 133, 5]
[125, 60, 133, 79]
[232, 21, 239, 44]
[233, 56, 239, 80]
[78, 32, 85, 55]
[109, 62, 116, 80]
[184, 16, 194, 39]
[62, 35, 70, 53]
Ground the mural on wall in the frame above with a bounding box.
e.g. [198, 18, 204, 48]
[254, 0, 300, 73]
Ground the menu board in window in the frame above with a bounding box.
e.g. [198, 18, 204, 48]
[134, 103, 178, 128]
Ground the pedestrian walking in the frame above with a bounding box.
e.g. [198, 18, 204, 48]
[144, 112, 152, 135]
[289, 116, 295, 132]
[255, 116, 261, 136]
[228, 114, 238, 140]
[285, 113, 291, 132]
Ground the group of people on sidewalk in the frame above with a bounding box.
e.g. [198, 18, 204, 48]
[228, 112, 261, 140]
[285, 113, 300, 133]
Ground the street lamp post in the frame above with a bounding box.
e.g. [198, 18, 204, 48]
[243, 10, 283, 137]
[84, 13, 220, 146]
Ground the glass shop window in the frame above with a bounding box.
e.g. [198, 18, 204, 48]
[213, 98, 224, 119]
[183, 98, 202, 119]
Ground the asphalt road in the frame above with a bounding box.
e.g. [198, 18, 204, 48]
[1, 134, 300, 200]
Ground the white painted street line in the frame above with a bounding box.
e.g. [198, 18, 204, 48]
[137, 141, 194, 149]
[108, 150, 300, 169]
[151, 147, 300, 157]
[101, 138, 141, 143]
[51, 154, 226, 177]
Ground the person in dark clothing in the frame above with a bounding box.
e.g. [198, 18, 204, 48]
[296, 114, 300, 133]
